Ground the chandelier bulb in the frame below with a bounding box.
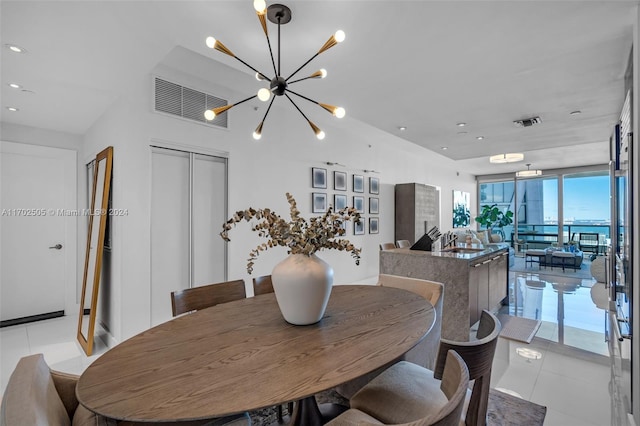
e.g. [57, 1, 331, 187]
[255, 72, 268, 81]
[257, 88, 271, 102]
[334, 30, 346, 43]
[334, 107, 346, 119]
[204, 109, 216, 121]
[253, 131, 262, 140]
[316, 130, 326, 140]
[205, 36, 216, 49]
[253, 121, 264, 140]
[320, 69, 327, 78]
[253, 0, 267, 13]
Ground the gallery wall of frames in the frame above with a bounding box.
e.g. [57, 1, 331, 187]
[311, 167, 379, 235]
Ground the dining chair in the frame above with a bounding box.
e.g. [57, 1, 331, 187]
[348, 310, 501, 426]
[170, 279, 246, 316]
[325, 350, 470, 426]
[379, 242, 396, 250]
[252, 274, 274, 296]
[396, 239, 411, 248]
[335, 274, 444, 399]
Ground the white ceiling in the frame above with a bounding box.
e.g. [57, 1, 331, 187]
[1, 0, 636, 175]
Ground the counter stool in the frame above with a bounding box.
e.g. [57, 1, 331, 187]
[552, 251, 575, 272]
[524, 249, 546, 270]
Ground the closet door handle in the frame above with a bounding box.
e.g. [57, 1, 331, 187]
[49, 244, 63, 250]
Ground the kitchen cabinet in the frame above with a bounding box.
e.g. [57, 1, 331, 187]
[470, 251, 508, 326]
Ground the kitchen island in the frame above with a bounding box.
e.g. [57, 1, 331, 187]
[380, 243, 509, 341]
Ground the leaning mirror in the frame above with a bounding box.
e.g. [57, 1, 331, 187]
[77, 146, 113, 356]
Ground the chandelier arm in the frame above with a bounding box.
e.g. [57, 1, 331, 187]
[277, 16, 282, 76]
[261, 96, 276, 123]
[286, 89, 320, 106]
[233, 56, 272, 82]
[257, 13, 277, 76]
[288, 76, 313, 85]
[284, 93, 312, 122]
[265, 35, 278, 77]
[229, 94, 259, 110]
[285, 52, 320, 82]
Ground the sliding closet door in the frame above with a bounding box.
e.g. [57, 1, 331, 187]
[150, 147, 227, 325]
[192, 154, 227, 285]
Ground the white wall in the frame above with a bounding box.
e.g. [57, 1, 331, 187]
[11, 58, 473, 343]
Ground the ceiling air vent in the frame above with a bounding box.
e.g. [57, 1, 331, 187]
[513, 116, 542, 128]
[154, 77, 228, 128]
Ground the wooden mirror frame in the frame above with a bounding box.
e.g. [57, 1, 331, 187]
[77, 146, 113, 356]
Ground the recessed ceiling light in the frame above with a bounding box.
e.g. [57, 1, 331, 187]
[398, 126, 407, 131]
[570, 110, 582, 115]
[456, 122, 466, 127]
[5, 44, 26, 53]
[6, 107, 19, 112]
[476, 136, 484, 140]
[457, 131, 468, 135]
[8, 83, 22, 89]
[441, 146, 448, 150]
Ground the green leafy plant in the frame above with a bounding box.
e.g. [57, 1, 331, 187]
[453, 204, 471, 228]
[220, 192, 362, 274]
[474, 204, 514, 230]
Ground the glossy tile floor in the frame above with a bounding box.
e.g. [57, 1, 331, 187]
[1, 266, 612, 425]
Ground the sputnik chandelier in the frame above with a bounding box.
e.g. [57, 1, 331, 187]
[204, 0, 346, 140]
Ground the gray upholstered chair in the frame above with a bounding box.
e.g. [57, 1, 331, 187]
[396, 239, 411, 248]
[335, 274, 444, 399]
[0, 354, 250, 426]
[348, 310, 501, 426]
[326, 350, 469, 426]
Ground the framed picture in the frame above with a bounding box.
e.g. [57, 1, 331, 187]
[369, 177, 379, 194]
[369, 217, 379, 234]
[353, 196, 364, 213]
[353, 174, 364, 193]
[369, 197, 379, 214]
[452, 190, 471, 228]
[312, 192, 327, 213]
[312, 167, 327, 189]
[334, 171, 347, 191]
[354, 219, 365, 235]
[334, 194, 347, 210]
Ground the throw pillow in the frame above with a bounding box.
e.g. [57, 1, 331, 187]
[475, 231, 490, 245]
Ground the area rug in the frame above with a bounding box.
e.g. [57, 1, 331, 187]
[248, 388, 547, 425]
[497, 314, 542, 343]
[510, 255, 595, 281]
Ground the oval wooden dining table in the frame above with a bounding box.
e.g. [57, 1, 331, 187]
[76, 285, 435, 425]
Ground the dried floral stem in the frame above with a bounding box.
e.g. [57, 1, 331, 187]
[221, 193, 362, 274]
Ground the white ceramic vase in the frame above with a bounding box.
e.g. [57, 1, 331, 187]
[271, 253, 334, 325]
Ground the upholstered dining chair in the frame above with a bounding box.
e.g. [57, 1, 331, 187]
[396, 239, 411, 248]
[170, 279, 246, 316]
[325, 350, 470, 426]
[348, 310, 501, 426]
[335, 274, 444, 399]
[0, 353, 250, 426]
[379, 242, 396, 250]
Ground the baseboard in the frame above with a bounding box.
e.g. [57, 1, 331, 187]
[0, 310, 65, 328]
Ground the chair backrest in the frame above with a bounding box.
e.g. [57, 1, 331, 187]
[252, 275, 274, 296]
[429, 350, 470, 426]
[396, 239, 411, 248]
[377, 274, 444, 370]
[171, 279, 246, 316]
[1, 354, 77, 426]
[379, 242, 396, 250]
[433, 310, 501, 426]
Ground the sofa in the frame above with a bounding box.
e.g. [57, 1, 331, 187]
[0, 353, 250, 426]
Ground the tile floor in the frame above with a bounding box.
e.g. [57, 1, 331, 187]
[1, 266, 613, 425]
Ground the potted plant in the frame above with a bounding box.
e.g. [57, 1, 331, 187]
[474, 204, 514, 238]
[220, 192, 361, 325]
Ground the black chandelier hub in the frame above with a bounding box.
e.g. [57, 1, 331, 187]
[267, 4, 292, 24]
[270, 76, 288, 96]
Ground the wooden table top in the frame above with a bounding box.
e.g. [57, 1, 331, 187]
[76, 285, 435, 422]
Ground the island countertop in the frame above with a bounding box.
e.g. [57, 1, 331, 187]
[380, 243, 509, 340]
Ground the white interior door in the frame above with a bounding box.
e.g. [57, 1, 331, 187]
[0, 141, 77, 323]
[150, 147, 227, 326]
